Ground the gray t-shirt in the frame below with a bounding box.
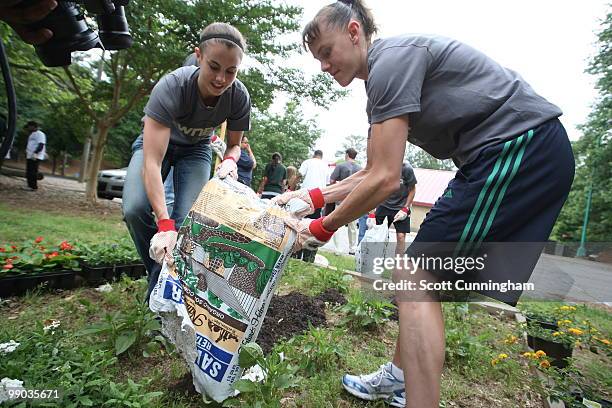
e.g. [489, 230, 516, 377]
[144, 66, 250, 145]
[330, 160, 362, 182]
[380, 162, 417, 212]
[366, 35, 562, 167]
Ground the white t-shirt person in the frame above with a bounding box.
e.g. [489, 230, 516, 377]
[299, 153, 328, 190]
[26, 130, 46, 160]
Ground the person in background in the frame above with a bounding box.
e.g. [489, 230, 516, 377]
[237, 135, 256, 187]
[374, 161, 416, 255]
[296, 149, 329, 262]
[329, 148, 362, 254]
[286, 165, 300, 191]
[24, 120, 46, 191]
[257, 152, 286, 199]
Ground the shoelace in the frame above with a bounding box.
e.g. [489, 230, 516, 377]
[361, 364, 395, 387]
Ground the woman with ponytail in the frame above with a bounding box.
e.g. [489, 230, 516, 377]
[123, 22, 252, 301]
[273, 1, 574, 407]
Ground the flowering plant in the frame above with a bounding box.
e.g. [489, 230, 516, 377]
[0, 238, 80, 274]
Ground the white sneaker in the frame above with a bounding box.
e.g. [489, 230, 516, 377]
[388, 389, 406, 407]
[342, 362, 405, 401]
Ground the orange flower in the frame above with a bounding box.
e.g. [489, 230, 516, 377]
[539, 360, 551, 369]
[568, 328, 584, 336]
[34, 237, 43, 243]
[535, 350, 546, 358]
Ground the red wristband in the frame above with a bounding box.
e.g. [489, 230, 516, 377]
[308, 188, 325, 209]
[401, 207, 409, 213]
[222, 156, 236, 163]
[309, 217, 336, 242]
[368, 213, 376, 218]
[157, 218, 176, 232]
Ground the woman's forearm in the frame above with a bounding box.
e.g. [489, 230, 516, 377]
[321, 169, 369, 203]
[143, 160, 169, 221]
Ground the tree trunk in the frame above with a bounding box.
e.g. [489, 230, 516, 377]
[61, 151, 68, 176]
[85, 123, 111, 203]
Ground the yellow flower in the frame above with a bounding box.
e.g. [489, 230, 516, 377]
[558, 319, 572, 326]
[558, 305, 576, 311]
[498, 353, 509, 359]
[539, 360, 551, 369]
[568, 328, 584, 336]
[552, 331, 563, 337]
[522, 352, 533, 358]
[491, 358, 499, 366]
[504, 335, 518, 344]
[535, 350, 547, 358]
[599, 338, 610, 345]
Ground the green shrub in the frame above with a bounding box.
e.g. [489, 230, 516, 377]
[337, 291, 395, 330]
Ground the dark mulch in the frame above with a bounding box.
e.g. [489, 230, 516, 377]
[314, 288, 347, 306]
[258, 291, 328, 354]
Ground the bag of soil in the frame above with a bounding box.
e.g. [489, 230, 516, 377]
[149, 177, 296, 402]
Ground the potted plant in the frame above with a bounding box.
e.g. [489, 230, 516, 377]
[0, 238, 80, 296]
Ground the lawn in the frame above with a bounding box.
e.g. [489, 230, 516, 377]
[1, 208, 610, 407]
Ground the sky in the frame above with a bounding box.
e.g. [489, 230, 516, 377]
[269, 0, 609, 160]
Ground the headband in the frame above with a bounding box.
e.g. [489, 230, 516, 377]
[200, 33, 244, 51]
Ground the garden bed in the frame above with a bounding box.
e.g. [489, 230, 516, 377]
[1, 257, 610, 407]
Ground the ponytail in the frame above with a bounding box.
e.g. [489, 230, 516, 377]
[302, 0, 377, 49]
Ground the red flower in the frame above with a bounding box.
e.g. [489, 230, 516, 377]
[3, 264, 13, 270]
[10, 245, 17, 250]
[35, 237, 43, 243]
[0, 248, 5, 252]
[49, 251, 59, 258]
[59, 241, 73, 251]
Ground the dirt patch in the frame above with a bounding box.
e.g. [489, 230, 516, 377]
[0, 174, 122, 218]
[258, 291, 328, 354]
[314, 288, 347, 306]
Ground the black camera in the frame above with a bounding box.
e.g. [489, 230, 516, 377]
[21, 0, 133, 67]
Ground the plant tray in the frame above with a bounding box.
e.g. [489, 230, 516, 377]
[0, 270, 76, 297]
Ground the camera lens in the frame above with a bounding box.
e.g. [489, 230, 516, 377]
[97, 6, 133, 50]
[27, 2, 102, 67]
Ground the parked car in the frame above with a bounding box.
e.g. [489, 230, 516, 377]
[97, 168, 127, 199]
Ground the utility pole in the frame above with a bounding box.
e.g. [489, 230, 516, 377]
[79, 52, 105, 182]
[576, 129, 608, 257]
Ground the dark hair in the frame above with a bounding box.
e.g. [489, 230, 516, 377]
[302, 0, 378, 49]
[200, 22, 247, 53]
[26, 120, 39, 128]
[314, 150, 323, 157]
[271, 152, 282, 163]
[345, 148, 358, 159]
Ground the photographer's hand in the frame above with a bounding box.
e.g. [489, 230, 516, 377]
[0, 0, 57, 45]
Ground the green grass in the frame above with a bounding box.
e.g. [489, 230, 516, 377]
[319, 249, 357, 271]
[0, 202, 129, 244]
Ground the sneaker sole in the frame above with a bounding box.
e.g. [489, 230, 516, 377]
[389, 398, 406, 408]
[341, 381, 391, 401]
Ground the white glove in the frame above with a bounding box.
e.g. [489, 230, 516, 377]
[392, 207, 410, 223]
[366, 215, 376, 229]
[210, 135, 227, 159]
[216, 157, 238, 179]
[149, 219, 178, 266]
[270, 188, 325, 218]
[285, 216, 335, 252]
